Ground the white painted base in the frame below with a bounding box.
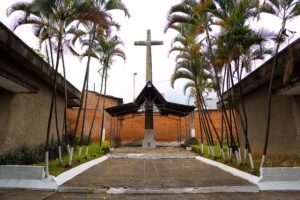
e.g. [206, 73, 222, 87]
[142, 129, 156, 148]
[109, 147, 115, 152]
[191, 129, 195, 138]
[186, 147, 192, 151]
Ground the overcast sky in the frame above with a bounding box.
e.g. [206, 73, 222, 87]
[1, 0, 300, 105]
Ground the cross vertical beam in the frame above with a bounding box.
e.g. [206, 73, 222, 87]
[134, 30, 163, 148]
[134, 30, 163, 83]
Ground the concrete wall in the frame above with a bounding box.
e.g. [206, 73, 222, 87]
[0, 55, 64, 154]
[237, 79, 300, 157]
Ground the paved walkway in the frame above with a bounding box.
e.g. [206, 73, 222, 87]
[62, 158, 252, 188]
[1, 148, 300, 199]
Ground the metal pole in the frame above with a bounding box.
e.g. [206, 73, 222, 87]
[110, 115, 113, 147]
[133, 72, 137, 101]
[179, 117, 182, 144]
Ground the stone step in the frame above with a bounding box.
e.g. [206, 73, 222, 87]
[108, 153, 196, 159]
[107, 186, 260, 194]
[58, 186, 260, 194]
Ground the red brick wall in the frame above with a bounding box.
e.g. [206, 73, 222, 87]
[67, 92, 236, 145]
[113, 110, 227, 145]
[67, 91, 120, 143]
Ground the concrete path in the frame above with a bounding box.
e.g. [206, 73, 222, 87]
[1, 148, 300, 199]
[62, 158, 253, 189]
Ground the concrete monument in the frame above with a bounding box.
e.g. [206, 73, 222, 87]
[134, 30, 163, 148]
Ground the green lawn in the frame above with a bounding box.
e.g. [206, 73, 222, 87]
[34, 142, 109, 176]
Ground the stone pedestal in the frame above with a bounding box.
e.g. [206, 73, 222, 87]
[142, 129, 156, 148]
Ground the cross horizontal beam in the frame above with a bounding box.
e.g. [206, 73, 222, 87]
[134, 41, 163, 46]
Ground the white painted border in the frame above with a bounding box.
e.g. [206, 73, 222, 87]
[195, 156, 260, 184]
[195, 156, 300, 191]
[107, 186, 259, 194]
[55, 155, 108, 186]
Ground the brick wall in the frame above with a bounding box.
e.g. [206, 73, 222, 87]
[67, 92, 233, 146]
[67, 91, 120, 143]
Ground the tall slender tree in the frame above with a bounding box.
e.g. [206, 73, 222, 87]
[260, 0, 300, 168]
[8, 0, 114, 175]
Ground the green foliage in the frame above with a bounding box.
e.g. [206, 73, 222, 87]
[182, 137, 199, 148]
[32, 48, 47, 61]
[0, 139, 68, 165]
[100, 141, 110, 154]
[35, 143, 107, 176]
[76, 135, 90, 146]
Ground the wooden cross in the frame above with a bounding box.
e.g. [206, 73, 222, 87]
[134, 30, 163, 83]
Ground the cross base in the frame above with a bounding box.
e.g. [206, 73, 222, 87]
[142, 129, 156, 148]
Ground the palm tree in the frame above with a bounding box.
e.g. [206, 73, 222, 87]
[92, 35, 126, 147]
[169, 23, 225, 159]
[260, 0, 300, 168]
[70, 0, 129, 162]
[8, 0, 112, 176]
[212, 0, 270, 170]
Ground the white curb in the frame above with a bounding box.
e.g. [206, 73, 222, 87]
[195, 156, 300, 191]
[195, 156, 260, 184]
[55, 155, 108, 186]
[107, 186, 259, 194]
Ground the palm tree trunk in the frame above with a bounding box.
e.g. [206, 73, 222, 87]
[197, 108, 204, 154]
[85, 69, 105, 159]
[261, 12, 287, 168]
[99, 67, 108, 147]
[54, 93, 62, 165]
[69, 25, 97, 166]
[261, 37, 281, 168]
[205, 28, 234, 157]
[78, 73, 89, 162]
[45, 21, 64, 177]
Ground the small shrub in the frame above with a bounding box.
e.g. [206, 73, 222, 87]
[190, 137, 198, 145]
[113, 137, 121, 147]
[76, 135, 90, 146]
[0, 140, 68, 165]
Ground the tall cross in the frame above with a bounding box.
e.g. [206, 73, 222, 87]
[134, 30, 163, 83]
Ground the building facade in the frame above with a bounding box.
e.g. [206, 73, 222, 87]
[0, 23, 80, 154]
[223, 39, 300, 156]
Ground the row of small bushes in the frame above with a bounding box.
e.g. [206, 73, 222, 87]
[0, 138, 68, 165]
[181, 137, 199, 148]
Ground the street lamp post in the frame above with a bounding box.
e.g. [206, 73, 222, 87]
[133, 72, 137, 101]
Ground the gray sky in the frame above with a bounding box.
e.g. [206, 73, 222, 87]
[1, 0, 300, 105]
